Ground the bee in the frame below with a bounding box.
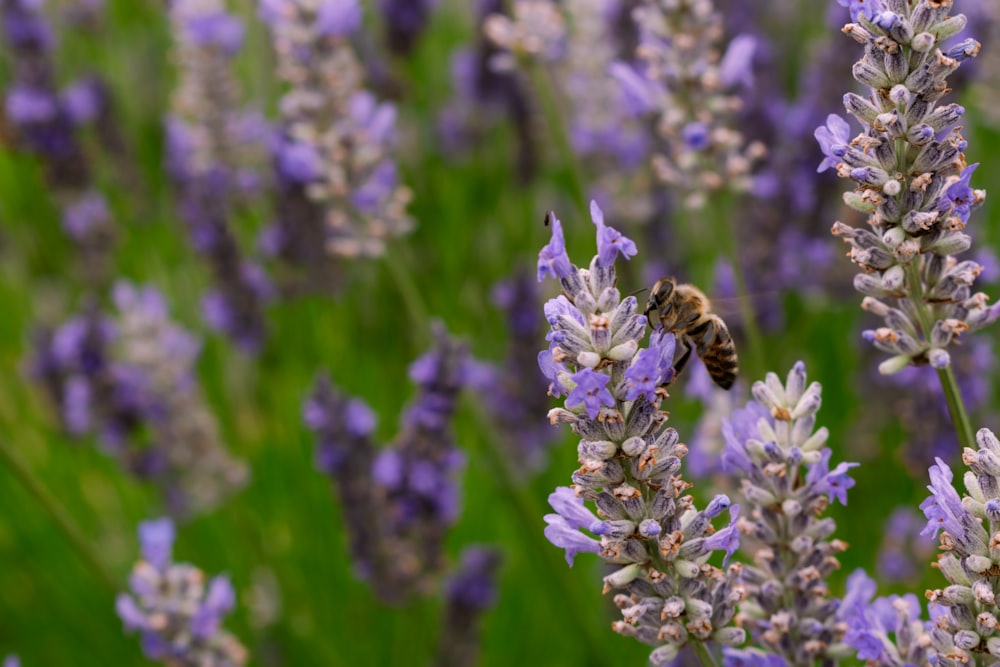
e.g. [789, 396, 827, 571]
[643, 277, 738, 390]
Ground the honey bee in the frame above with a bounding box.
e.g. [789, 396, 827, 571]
[643, 277, 738, 390]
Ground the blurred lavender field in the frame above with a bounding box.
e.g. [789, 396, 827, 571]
[2, 0, 1000, 665]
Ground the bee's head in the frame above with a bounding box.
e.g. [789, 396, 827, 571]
[644, 277, 676, 325]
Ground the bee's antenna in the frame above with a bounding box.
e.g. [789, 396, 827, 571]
[629, 287, 649, 298]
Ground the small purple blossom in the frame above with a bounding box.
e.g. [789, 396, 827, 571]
[543, 488, 602, 566]
[537, 213, 574, 281]
[704, 505, 740, 566]
[117, 518, 247, 665]
[944, 162, 980, 226]
[814, 114, 850, 173]
[591, 201, 637, 268]
[624, 330, 676, 402]
[565, 368, 614, 418]
[919, 458, 966, 539]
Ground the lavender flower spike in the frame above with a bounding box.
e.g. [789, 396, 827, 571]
[168, 0, 272, 351]
[2, 656, 18, 667]
[263, 0, 412, 267]
[433, 546, 503, 667]
[613, 0, 766, 209]
[839, 569, 934, 666]
[306, 324, 475, 604]
[919, 427, 1000, 664]
[721, 362, 858, 666]
[823, 1, 996, 373]
[539, 202, 746, 665]
[30, 283, 249, 517]
[1, 0, 115, 277]
[116, 517, 248, 666]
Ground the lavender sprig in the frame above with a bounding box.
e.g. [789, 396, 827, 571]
[839, 569, 934, 666]
[1, 0, 114, 278]
[31, 282, 249, 517]
[538, 203, 745, 665]
[261, 0, 412, 274]
[920, 427, 1000, 664]
[305, 325, 473, 604]
[611, 0, 765, 210]
[721, 362, 858, 666]
[822, 1, 997, 385]
[433, 546, 503, 667]
[438, 0, 538, 183]
[167, 0, 273, 351]
[116, 518, 248, 666]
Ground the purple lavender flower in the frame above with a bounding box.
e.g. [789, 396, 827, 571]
[612, 0, 764, 209]
[437, 0, 539, 184]
[838, 569, 934, 666]
[824, 1, 995, 373]
[1, 0, 115, 276]
[538, 204, 746, 664]
[2, 657, 19, 667]
[814, 114, 851, 174]
[305, 325, 475, 604]
[263, 0, 412, 278]
[30, 283, 248, 517]
[167, 0, 272, 350]
[722, 362, 857, 665]
[303, 375, 381, 581]
[116, 517, 248, 666]
[911, 428, 1000, 663]
[433, 546, 502, 667]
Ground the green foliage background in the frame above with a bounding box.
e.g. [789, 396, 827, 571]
[1, 0, 998, 664]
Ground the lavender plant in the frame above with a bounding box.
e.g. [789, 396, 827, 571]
[305, 324, 473, 603]
[32, 282, 248, 517]
[838, 569, 934, 666]
[1, 0, 114, 278]
[721, 362, 858, 666]
[538, 204, 745, 665]
[433, 546, 503, 667]
[2, 657, 17, 667]
[465, 270, 559, 474]
[116, 518, 248, 666]
[610, 0, 765, 210]
[438, 0, 538, 183]
[820, 0, 998, 448]
[839, 428, 1000, 665]
[261, 0, 412, 282]
[166, 0, 273, 351]
[918, 427, 1000, 663]
[484, 0, 653, 218]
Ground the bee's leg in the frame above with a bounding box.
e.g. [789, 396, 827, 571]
[672, 341, 694, 380]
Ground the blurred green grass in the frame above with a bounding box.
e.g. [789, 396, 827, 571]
[1, 0, 998, 665]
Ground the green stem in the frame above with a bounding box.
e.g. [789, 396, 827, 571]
[902, 262, 975, 449]
[691, 640, 720, 667]
[937, 364, 976, 450]
[0, 438, 118, 594]
[526, 62, 590, 223]
[383, 247, 431, 348]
